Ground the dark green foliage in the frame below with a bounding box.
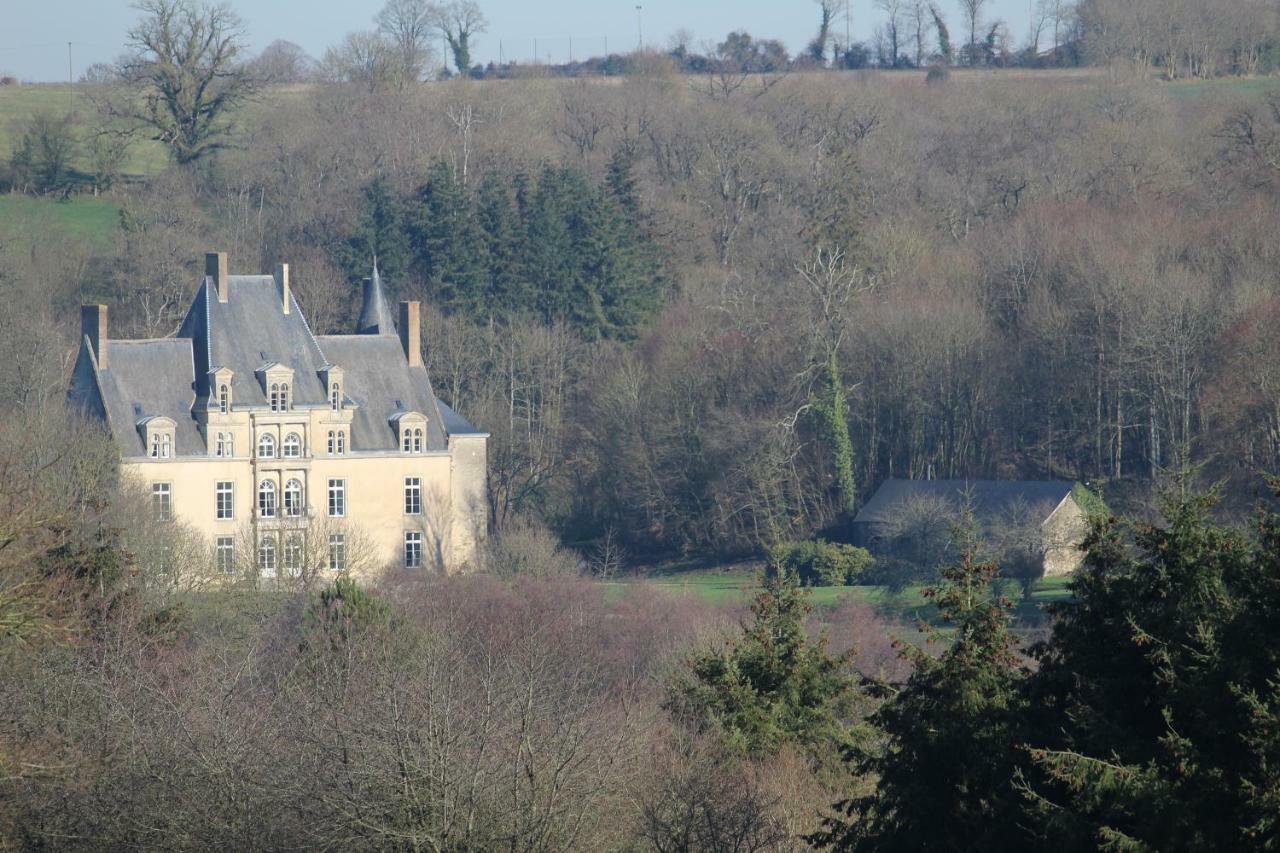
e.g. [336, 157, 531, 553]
[303, 576, 390, 650]
[409, 162, 489, 315]
[671, 571, 858, 762]
[342, 177, 412, 294]
[767, 540, 874, 587]
[930, 4, 953, 65]
[347, 161, 662, 338]
[1016, 481, 1280, 850]
[817, 522, 1028, 851]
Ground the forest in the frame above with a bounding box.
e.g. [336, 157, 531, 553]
[4, 0, 1280, 848]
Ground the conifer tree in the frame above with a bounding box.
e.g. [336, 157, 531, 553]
[408, 161, 488, 316]
[343, 177, 412, 292]
[817, 519, 1027, 851]
[671, 568, 859, 764]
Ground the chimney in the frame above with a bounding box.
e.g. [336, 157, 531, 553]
[81, 304, 108, 369]
[399, 301, 421, 367]
[205, 251, 229, 303]
[274, 263, 290, 315]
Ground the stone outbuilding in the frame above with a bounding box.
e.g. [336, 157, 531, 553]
[851, 479, 1089, 577]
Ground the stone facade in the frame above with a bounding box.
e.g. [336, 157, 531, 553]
[1041, 494, 1088, 577]
[68, 254, 488, 580]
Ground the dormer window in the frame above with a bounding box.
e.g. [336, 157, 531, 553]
[321, 365, 345, 414]
[209, 367, 234, 415]
[219, 385, 229, 414]
[215, 432, 235, 458]
[331, 383, 341, 411]
[139, 416, 176, 460]
[257, 364, 295, 412]
[390, 412, 427, 454]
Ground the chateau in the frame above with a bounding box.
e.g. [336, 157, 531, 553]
[68, 253, 488, 579]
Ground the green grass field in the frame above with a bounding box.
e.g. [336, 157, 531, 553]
[607, 564, 1074, 627]
[1166, 76, 1280, 101]
[0, 194, 120, 251]
[0, 83, 169, 177]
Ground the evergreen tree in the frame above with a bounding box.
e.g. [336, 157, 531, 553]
[342, 177, 412, 295]
[817, 519, 1027, 851]
[408, 161, 489, 316]
[670, 568, 859, 764]
[1018, 480, 1280, 851]
[474, 172, 528, 318]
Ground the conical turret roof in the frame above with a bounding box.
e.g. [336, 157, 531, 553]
[357, 260, 397, 335]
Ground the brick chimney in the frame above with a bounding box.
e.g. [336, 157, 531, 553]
[206, 251, 229, 303]
[81, 304, 108, 369]
[274, 263, 290, 314]
[399, 301, 421, 367]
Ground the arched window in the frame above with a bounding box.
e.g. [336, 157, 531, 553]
[402, 429, 412, 453]
[258, 479, 277, 518]
[331, 383, 341, 411]
[283, 535, 303, 577]
[215, 433, 225, 457]
[412, 428, 423, 453]
[258, 536, 276, 577]
[270, 383, 280, 412]
[219, 384, 229, 414]
[283, 432, 302, 458]
[226, 434, 234, 457]
[283, 479, 303, 517]
[327, 430, 335, 454]
[257, 433, 276, 459]
[160, 434, 171, 459]
[337, 431, 346, 454]
[150, 433, 160, 458]
[280, 383, 290, 411]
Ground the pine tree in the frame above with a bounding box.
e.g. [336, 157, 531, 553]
[1017, 480, 1280, 851]
[474, 172, 527, 319]
[817, 519, 1027, 851]
[408, 161, 489, 317]
[671, 568, 859, 764]
[342, 177, 412, 294]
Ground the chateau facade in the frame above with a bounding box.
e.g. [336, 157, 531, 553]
[68, 253, 488, 580]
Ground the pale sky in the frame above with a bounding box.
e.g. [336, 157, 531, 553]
[3, 0, 1040, 81]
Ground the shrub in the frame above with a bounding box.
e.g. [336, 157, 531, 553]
[766, 540, 875, 587]
[925, 66, 949, 86]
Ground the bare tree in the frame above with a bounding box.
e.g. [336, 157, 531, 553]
[876, 0, 906, 66]
[957, 0, 989, 64]
[320, 30, 401, 92]
[909, 0, 933, 65]
[375, 0, 437, 83]
[111, 0, 258, 164]
[430, 0, 488, 74]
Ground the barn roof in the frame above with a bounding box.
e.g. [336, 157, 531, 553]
[853, 479, 1076, 525]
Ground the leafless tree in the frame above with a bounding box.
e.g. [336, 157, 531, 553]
[375, 0, 437, 83]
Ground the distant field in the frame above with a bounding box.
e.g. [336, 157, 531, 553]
[0, 194, 119, 251]
[0, 83, 168, 177]
[1166, 76, 1280, 101]
[607, 563, 1073, 626]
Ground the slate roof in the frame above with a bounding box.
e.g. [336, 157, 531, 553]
[853, 479, 1076, 526]
[356, 265, 397, 335]
[178, 276, 329, 406]
[314, 334, 448, 452]
[73, 266, 484, 456]
[436, 399, 485, 435]
[92, 338, 201, 457]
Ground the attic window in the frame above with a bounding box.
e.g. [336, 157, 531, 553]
[219, 384, 229, 414]
[331, 382, 341, 412]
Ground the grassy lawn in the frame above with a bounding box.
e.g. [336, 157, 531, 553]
[0, 84, 169, 177]
[0, 194, 120, 251]
[1166, 76, 1280, 101]
[607, 564, 1074, 627]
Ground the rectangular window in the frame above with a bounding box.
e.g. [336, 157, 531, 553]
[215, 536, 234, 574]
[404, 531, 423, 569]
[328, 533, 346, 573]
[404, 477, 421, 515]
[152, 483, 172, 521]
[216, 481, 234, 520]
[328, 479, 345, 518]
[259, 535, 276, 578]
[283, 535, 303, 578]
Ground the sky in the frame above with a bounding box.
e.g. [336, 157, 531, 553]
[2, 0, 1040, 81]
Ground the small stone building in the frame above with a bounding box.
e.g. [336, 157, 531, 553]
[851, 479, 1089, 577]
[68, 253, 488, 580]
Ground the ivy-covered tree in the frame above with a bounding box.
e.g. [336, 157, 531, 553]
[817, 521, 1027, 851]
[670, 569, 859, 764]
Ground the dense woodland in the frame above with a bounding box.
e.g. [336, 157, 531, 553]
[4, 0, 1280, 848]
